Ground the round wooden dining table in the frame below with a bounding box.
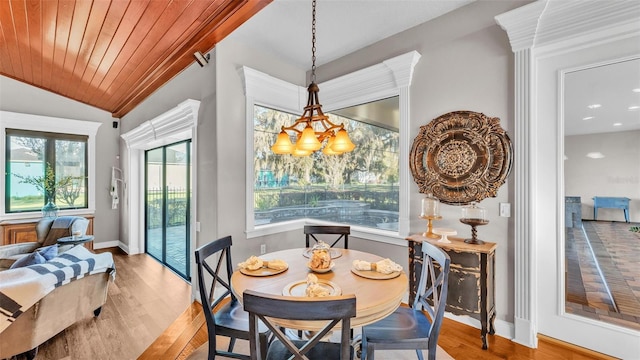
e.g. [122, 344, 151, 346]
[230, 248, 408, 331]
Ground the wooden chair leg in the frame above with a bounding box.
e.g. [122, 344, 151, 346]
[260, 333, 269, 360]
[22, 347, 38, 360]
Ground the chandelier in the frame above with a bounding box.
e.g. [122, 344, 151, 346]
[271, 0, 355, 156]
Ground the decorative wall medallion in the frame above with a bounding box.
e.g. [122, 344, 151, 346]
[410, 111, 513, 205]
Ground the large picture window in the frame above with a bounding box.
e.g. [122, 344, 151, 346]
[253, 99, 399, 231]
[6, 129, 88, 213]
[243, 52, 419, 240]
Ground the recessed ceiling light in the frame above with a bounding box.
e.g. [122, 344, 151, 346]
[582, 116, 594, 120]
[613, 122, 622, 126]
[628, 105, 640, 111]
[633, 88, 640, 93]
[586, 152, 605, 159]
[587, 104, 601, 109]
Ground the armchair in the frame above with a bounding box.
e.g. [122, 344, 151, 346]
[0, 216, 90, 271]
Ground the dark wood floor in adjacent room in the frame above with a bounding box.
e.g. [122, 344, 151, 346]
[15, 248, 617, 360]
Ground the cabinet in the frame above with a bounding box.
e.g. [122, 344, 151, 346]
[1, 215, 95, 251]
[407, 234, 496, 349]
[565, 196, 582, 227]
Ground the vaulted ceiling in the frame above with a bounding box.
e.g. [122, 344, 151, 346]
[0, 0, 271, 118]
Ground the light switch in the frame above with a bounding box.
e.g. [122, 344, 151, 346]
[499, 203, 511, 217]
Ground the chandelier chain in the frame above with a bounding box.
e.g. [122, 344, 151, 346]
[270, 0, 355, 155]
[311, 0, 317, 83]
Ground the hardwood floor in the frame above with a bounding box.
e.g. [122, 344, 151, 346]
[9, 248, 192, 360]
[568, 221, 640, 330]
[12, 248, 617, 360]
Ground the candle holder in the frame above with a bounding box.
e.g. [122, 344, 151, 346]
[420, 193, 441, 238]
[421, 215, 443, 239]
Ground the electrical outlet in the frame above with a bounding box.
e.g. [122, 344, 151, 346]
[195, 222, 201, 232]
[260, 244, 266, 254]
[499, 203, 511, 217]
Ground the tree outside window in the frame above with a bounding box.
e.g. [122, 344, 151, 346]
[253, 100, 399, 231]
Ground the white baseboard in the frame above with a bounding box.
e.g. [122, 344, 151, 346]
[93, 240, 130, 255]
[93, 241, 120, 250]
[444, 312, 515, 342]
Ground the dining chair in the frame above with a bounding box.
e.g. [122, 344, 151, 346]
[300, 225, 351, 339]
[360, 241, 450, 360]
[304, 225, 350, 248]
[192, 236, 270, 360]
[244, 290, 356, 360]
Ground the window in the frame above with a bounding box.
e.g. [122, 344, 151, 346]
[243, 51, 419, 240]
[253, 101, 399, 231]
[6, 129, 88, 213]
[1, 110, 101, 219]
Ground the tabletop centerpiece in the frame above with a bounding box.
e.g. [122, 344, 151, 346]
[308, 241, 333, 273]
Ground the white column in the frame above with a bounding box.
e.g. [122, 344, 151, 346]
[495, 1, 546, 348]
[512, 47, 537, 348]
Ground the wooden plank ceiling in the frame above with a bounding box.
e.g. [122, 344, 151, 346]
[0, 0, 271, 118]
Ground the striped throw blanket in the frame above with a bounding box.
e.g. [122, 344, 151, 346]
[0, 245, 115, 333]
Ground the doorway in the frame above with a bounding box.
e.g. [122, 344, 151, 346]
[145, 140, 192, 280]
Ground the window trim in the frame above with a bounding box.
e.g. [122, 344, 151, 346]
[242, 51, 421, 245]
[1, 110, 101, 220]
[120, 99, 199, 259]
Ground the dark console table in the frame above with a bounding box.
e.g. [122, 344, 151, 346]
[407, 234, 496, 349]
[593, 196, 630, 222]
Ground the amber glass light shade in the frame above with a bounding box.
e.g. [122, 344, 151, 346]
[330, 128, 355, 152]
[296, 124, 322, 151]
[268, 0, 355, 157]
[322, 135, 343, 155]
[271, 130, 294, 154]
[292, 147, 312, 157]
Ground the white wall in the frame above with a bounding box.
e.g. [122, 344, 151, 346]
[314, 0, 528, 325]
[0, 75, 120, 246]
[118, 39, 307, 261]
[1, 0, 527, 336]
[213, 40, 306, 261]
[117, 0, 525, 332]
[565, 130, 640, 223]
[119, 60, 211, 251]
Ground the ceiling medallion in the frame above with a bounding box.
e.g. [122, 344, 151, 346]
[410, 111, 513, 205]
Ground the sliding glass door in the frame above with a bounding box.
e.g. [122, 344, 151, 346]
[145, 140, 191, 280]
